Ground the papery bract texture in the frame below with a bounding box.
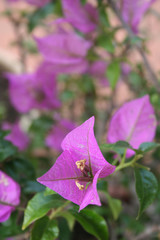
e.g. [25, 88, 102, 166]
[6, 62, 61, 113]
[62, 0, 99, 33]
[118, 0, 155, 33]
[38, 117, 115, 211]
[2, 122, 29, 151]
[46, 118, 76, 152]
[35, 32, 92, 74]
[107, 95, 157, 157]
[0, 171, 21, 222]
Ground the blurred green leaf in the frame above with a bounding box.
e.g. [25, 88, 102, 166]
[138, 142, 160, 153]
[97, 35, 114, 53]
[29, 115, 53, 148]
[58, 218, 72, 240]
[106, 61, 120, 89]
[31, 216, 59, 240]
[105, 193, 122, 220]
[44, 187, 56, 196]
[134, 168, 158, 219]
[22, 192, 65, 230]
[100, 141, 135, 155]
[0, 212, 22, 239]
[70, 208, 109, 240]
[99, 7, 110, 27]
[0, 138, 17, 162]
[27, 3, 54, 32]
[4, 157, 35, 183]
[23, 180, 45, 194]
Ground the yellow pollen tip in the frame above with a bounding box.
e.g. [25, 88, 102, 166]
[75, 159, 86, 171]
[75, 181, 84, 190]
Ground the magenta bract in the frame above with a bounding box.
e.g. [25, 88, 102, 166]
[62, 0, 99, 33]
[35, 31, 92, 74]
[107, 95, 157, 157]
[2, 122, 29, 151]
[118, 0, 155, 33]
[0, 171, 21, 222]
[46, 118, 76, 152]
[38, 117, 115, 211]
[6, 62, 61, 113]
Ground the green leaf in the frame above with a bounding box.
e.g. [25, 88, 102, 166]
[139, 142, 160, 153]
[0, 212, 22, 238]
[97, 35, 114, 53]
[27, 3, 54, 32]
[44, 187, 56, 196]
[106, 61, 120, 89]
[100, 141, 135, 155]
[31, 216, 59, 240]
[105, 193, 122, 220]
[23, 180, 45, 194]
[4, 157, 35, 183]
[22, 192, 65, 230]
[134, 168, 158, 219]
[0, 138, 17, 162]
[99, 7, 110, 27]
[69, 208, 109, 240]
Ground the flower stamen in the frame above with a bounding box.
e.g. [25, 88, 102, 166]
[75, 180, 84, 190]
[76, 159, 86, 171]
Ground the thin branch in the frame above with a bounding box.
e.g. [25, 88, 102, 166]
[0, 200, 25, 211]
[107, 0, 160, 91]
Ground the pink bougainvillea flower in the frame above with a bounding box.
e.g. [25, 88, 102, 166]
[107, 95, 157, 157]
[6, 62, 61, 113]
[89, 61, 109, 87]
[61, 0, 99, 34]
[46, 118, 76, 152]
[0, 171, 21, 222]
[121, 63, 131, 76]
[2, 122, 29, 151]
[35, 31, 92, 74]
[38, 117, 115, 211]
[118, 0, 155, 33]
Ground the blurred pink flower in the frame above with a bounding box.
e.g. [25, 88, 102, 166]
[6, 62, 61, 113]
[118, 0, 155, 33]
[89, 61, 109, 87]
[38, 117, 115, 211]
[0, 171, 21, 222]
[35, 31, 92, 74]
[61, 0, 99, 33]
[2, 122, 29, 151]
[121, 63, 131, 76]
[7, 0, 50, 7]
[107, 95, 157, 157]
[46, 118, 76, 152]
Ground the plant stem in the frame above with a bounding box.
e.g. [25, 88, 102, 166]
[116, 154, 143, 171]
[0, 200, 25, 211]
[121, 149, 127, 165]
[49, 200, 71, 219]
[107, 0, 160, 91]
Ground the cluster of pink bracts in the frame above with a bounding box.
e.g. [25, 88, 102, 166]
[0, 0, 156, 222]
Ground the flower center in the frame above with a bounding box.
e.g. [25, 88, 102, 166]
[75, 159, 92, 190]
